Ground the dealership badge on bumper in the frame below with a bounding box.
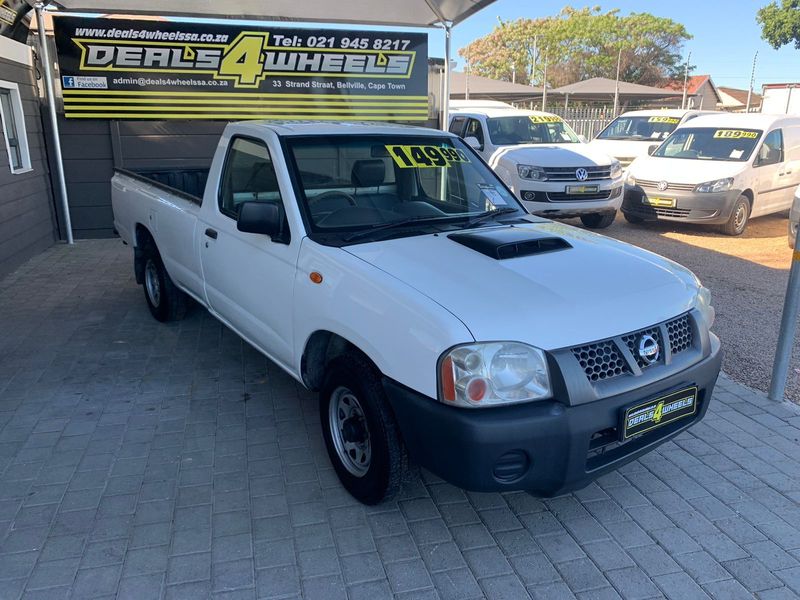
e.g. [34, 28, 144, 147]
[622, 386, 698, 440]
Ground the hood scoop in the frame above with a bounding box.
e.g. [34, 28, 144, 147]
[448, 228, 572, 260]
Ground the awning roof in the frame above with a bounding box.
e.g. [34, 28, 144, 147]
[31, 0, 495, 27]
[450, 72, 543, 101]
[551, 77, 678, 98]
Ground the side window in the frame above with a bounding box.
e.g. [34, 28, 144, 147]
[464, 118, 485, 147]
[448, 116, 466, 137]
[757, 129, 784, 166]
[218, 137, 283, 219]
[0, 82, 31, 174]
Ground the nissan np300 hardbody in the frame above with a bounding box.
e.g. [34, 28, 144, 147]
[111, 121, 722, 504]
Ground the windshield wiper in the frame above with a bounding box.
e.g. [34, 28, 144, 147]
[463, 207, 520, 229]
[343, 215, 451, 242]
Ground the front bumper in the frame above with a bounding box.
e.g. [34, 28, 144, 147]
[514, 178, 623, 218]
[384, 333, 721, 496]
[622, 186, 741, 224]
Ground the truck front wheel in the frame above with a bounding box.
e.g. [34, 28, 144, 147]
[320, 353, 406, 504]
[142, 244, 187, 322]
[580, 212, 616, 229]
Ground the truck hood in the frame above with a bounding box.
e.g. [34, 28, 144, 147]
[489, 143, 614, 169]
[629, 156, 746, 184]
[588, 139, 653, 162]
[344, 221, 699, 350]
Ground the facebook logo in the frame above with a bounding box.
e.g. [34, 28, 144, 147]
[62, 76, 76, 88]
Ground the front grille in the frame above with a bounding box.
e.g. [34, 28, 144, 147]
[636, 179, 696, 192]
[653, 207, 691, 218]
[572, 340, 630, 382]
[546, 190, 612, 202]
[571, 313, 695, 384]
[543, 166, 612, 181]
[667, 314, 692, 354]
[622, 326, 663, 369]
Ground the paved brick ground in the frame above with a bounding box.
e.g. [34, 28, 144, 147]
[1, 240, 800, 600]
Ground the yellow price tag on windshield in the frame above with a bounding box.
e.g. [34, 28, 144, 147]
[385, 145, 470, 169]
[713, 129, 758, 139]
[648, 116, 680, 124]
[529, 115, 562, 124]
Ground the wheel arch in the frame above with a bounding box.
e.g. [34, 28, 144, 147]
[301, 330, 379, 391]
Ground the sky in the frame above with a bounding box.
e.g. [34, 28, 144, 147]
[434, 0, 799, 90]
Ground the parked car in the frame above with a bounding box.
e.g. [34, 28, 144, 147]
[449, 101, 623, 229]
[624, 113, 800, 235]
[590, 109, 717, 169]
[112, 120, 722, 504]
[789, 185, 800, 247]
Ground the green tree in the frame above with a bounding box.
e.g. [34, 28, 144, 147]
[757, 0, 800, 49]
[459, 6, 692, 88]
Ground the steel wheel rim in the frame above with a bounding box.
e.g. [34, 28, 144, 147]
[328, 386, 371, 477]
[145, 259, 161, 307]
[734, 202, 747, 232]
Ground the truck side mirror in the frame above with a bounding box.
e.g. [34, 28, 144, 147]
[464, 136, 483, 151]
[647, 144, 660, 156]
[237, 201, 288, 243]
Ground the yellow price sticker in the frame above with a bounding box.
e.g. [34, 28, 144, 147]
[529, 115, 563, 124]
[713, 129, 759, 140]
[385, 145, 470, 169]
[648, 116, 680, 124]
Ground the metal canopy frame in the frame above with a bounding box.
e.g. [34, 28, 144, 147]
[30, 0, 496, 244]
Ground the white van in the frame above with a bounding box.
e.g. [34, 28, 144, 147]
[449, 101, 623, 229]
[590, 109, 717, 168]
[623, 114, 800, 235]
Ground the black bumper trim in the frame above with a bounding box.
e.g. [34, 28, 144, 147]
[383, 336, 722, 496]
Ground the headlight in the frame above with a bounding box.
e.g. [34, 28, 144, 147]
[695, 286, 715, 329]
[610, 160, 622, 179]
[439, 342, 551, 408]
[626, 173, 636, 186]
[517, 164, 547, 181]
[695, 177, 733, 193]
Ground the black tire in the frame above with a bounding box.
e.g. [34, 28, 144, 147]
[141, 242, 187, 322]
[623, 212, 645, 224]
[320, 353, 406, 504]
[720, 195, 750, 236]
[580, 212, 616, 229]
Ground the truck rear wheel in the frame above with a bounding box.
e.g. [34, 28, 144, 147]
[580, 212, 616, 229]
[720, 195, 750, 236]
[320, 353, 406, 504]
[142, 244, 187, 322]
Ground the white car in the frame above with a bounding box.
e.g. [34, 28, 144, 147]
[112, 120, 722, 504]
[624, 113, 800, 235]
[449, 102, 623, 229]
[590, 109, 717, 168]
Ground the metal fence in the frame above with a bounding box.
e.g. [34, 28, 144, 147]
[547, 107, 614, 140]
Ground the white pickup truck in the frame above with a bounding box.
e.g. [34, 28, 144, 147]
[112, 120, 722, 505]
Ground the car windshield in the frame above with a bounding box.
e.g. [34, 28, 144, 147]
[285, 134, 526, 242]
[596, 115, 681, 141]
[652, 127, 763, 161]
[486, 116, 580, 145]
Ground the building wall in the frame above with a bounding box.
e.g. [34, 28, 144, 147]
[0, 36, 57, 278]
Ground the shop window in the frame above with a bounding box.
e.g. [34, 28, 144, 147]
[0, 81, 31, 174]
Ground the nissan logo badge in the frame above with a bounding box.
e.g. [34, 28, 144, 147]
[637, 334, 660, 365]
[575, 168, 589, 181]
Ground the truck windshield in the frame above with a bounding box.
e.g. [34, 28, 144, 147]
[486, 116, 580, 145]
[652, 127, 762, 162]
[285, 135, 526, 240]
[596, 116, 680, 141]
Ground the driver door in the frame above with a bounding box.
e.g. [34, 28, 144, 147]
[199, 135, 300, 368]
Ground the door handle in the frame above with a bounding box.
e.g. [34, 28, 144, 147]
[204, 228, 218, 239]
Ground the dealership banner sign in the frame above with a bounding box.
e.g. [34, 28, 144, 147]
[52, 16, 429, 121]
